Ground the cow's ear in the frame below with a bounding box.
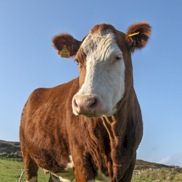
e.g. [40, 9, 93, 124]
[52, 34, 81, 58]
[126, 22, 151, 52]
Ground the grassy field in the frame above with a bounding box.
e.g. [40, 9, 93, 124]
[0, 159, 49, 182]
[132, 168, 182, 182]
[0, 158, 182, 182]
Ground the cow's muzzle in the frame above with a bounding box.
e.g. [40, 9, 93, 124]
[72, 95, 101, 116]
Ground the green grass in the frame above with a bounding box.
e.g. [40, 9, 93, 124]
[0, 159, 22, 182]
[0, 158, 182, 182]
[131, 168, 182, 182]
[0, 158, 49, 182]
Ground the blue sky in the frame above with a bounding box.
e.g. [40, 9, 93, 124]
[0, 0, 182, 166]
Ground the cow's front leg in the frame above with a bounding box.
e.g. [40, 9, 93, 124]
[71, 147, 96, 182]
[73, 157, 96, 182]
[102, 116, 137, 182]
[111, 150, 136, 182]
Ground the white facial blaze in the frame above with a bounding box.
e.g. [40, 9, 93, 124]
[76, 31, 125, 116]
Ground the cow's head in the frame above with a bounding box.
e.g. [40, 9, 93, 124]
[53, 22, 151, 117]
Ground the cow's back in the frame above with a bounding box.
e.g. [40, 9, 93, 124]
[20, 78, 79, 172]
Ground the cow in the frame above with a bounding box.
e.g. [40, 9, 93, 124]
[20, 22, 151, 182]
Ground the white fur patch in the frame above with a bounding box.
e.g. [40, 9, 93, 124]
[74, 31, 125, 116]
[65, 155, 74, 170]
[57, 175, 70, 182]
[42, 168, 71, 182]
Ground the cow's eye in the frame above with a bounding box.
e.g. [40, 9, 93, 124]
[112, 55, 122, 63]
[115, 56, 122, 61]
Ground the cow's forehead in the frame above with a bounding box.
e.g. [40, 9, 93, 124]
[81, 32, 114, 53]
[80, 24, 121, 56]
[90, 23, 117, 34]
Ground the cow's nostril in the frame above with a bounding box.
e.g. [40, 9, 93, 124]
[88, 97, 98, 109]
[73, 95, 100, 115]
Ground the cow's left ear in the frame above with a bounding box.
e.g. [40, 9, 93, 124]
[126, 22, 151, 52]
[52, 34, 81, 58]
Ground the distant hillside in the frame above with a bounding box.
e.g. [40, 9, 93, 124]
[0, 140, 182, 181]
[0, 140, 181, 170]
[0, 140, 21, 157]
[135, 159, 181, 170]
[133, 160, 182, 182]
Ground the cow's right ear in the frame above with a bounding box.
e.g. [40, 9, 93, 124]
[52, 34, 81, 58]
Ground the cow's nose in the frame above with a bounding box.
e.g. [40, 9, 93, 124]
[72, 95, 100, 115]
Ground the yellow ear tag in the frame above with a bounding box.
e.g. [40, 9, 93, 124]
[128, 32, 140, 37]
[59, 45, 70, 57]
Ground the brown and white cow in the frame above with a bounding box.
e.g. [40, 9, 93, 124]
[20, 22, 151, 182]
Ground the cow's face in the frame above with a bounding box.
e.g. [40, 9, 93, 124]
[53, 23, 151, 117]
[73, 27, 125, 117]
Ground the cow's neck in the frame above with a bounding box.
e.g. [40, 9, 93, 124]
[102, 88, 132, 143]
[101, 87, 135, 179]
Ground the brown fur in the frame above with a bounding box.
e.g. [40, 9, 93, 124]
[126, 22, 151, 52]
[20, 22, 151, 182]
[52, 34, 81, 57]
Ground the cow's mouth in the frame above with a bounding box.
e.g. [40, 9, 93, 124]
[73, 108, 115, 118]
[78, 111, 100, 118]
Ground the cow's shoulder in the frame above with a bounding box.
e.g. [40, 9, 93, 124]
[27, 77, 79, 106]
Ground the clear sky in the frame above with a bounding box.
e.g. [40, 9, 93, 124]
[0, 0, 182, 166]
